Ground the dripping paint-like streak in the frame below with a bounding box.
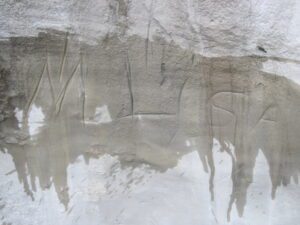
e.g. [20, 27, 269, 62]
[206, 61, 215, 202]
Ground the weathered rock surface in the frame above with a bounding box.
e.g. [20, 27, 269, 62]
[1, 0, 300, 60]
[1, 2, 300, 225]
[0, 33, 300, 225]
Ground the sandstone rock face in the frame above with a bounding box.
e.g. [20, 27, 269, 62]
[0, 32, 299, 225]
[1, 0, 300, 60]
[1, 2, 300, 225]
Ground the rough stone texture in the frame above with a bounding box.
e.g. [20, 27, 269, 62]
[0, 66, 12, 122]
[0, 33, 300, 225]
[1, 2, 300, 225]
[1, 0, 300, 60]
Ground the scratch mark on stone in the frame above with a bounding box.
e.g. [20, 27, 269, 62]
[152, 17, 173, 41]
[59, 32, 69, 82]
[135, 112, 174, 116]
[67, 206, 74, 215]
[169, 77, 189, 144]
[145, 0, 154, 67]
[25, 60, 47, 118]
[177, 78, 189, 117]
[125, 52, 134, 116]
[160, 63, 166, 86]
[5, 169, 16, 176]
[160, 46, 166, 86]
[211, 208, 219, 224]
[80, 52, 86, 124]
[45, 49, 55, 103]
[55, 60, 80, 115]
[250, 104, 277, 134]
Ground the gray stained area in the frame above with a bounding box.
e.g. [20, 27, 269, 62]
[0, 32, 300, 225]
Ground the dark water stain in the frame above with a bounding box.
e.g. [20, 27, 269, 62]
[0, 31, 300, 223]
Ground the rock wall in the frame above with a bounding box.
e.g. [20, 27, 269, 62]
[1, 0, 300, 60]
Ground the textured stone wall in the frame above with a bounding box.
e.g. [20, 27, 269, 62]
[1, 0, 300, 60]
